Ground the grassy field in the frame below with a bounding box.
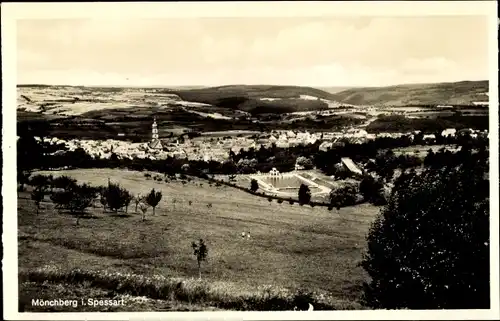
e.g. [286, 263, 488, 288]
[18, 168, 380, 311]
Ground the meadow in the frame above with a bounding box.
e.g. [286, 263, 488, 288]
[18, 168, 380, 311]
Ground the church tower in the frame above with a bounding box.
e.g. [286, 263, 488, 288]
[152, 117, 159, 140]
[149, 116, 163, 149]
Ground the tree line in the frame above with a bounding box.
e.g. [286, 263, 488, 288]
[22, 174, 163, 225]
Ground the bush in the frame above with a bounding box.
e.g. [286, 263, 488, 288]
[361, 152, 489, 309]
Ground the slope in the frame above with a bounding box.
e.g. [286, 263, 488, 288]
[331, 80, 489, 106]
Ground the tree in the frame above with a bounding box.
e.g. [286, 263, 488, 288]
[361, 154, 489, 309]
[250, 179, 259, 192]
[102, 182, 132, 213]
[298, 184, 311, 205]
[134, 194, 143, 213]
[329, 183, 358, 208]
[192, 239, 208, 279]
[123, 192, 133, 213]
[145, 188, 162, 216]
[51, 175, 77, 191]
[30, 189, 45, 214]
[69, 184, 99, 225]
[29, 174, 51, 192]
[139, 202, 149, 221]
[359, 175, 387, 205]
[295, 156, 314, 170]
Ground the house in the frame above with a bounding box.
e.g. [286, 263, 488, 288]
[441, 128, 456, 137]
[340, 157, 363, 176]
[149, 139, 163, 150]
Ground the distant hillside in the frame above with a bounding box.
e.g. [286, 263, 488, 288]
[331, 80, 489, 106]
[166, 85, 336, 114]
[316, 86, 357, 94]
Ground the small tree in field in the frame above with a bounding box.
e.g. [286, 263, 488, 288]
[298, 184, 311, 205]
[31, 189, 45, 214]
[51, 175, 77, 191]
[69, 184, 99, 225]
[123, 192, 133, 213]
[134, 194, 143, 212]
[250, 179, 259, 192]
[192, 239, 208, 279]
[145, 188, 162, 215]
[29, 174, 51, 192]
[139, 202, 149, 221]
[102, 182, 131, 213]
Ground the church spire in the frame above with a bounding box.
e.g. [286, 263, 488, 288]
[152, 116, 159, 141]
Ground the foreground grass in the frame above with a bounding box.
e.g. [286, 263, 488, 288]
[19, 168, 380, 311]
[19, 280, 222, 312]
[20, 266, 363, 311]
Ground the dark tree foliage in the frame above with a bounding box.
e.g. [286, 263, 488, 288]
[250, 179, 259, 192]
[298, 184, 311, 205]
[359, 175, 387, 205]
[102, 182, 132, 213]
[192, 239, 208, 279]
[29, 174, 52, 191]
[329, 183, 358, 208]
[145, 188, 162, 215]
[50, 182, 99, 225]
[51, 175, 78, 190]
[361, 147, 489, 309]
[30, 189, 45, 214]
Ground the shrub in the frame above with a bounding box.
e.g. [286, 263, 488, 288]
[268, 198, 273, 202]
[277, 199, 283, 204]
[361, 153, 489, 309]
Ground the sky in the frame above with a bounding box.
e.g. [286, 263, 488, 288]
[17, 16, 490, 87]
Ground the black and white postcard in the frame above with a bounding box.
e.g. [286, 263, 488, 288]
[2, 1, 499, 320]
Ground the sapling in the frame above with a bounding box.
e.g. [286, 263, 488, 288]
[192, 239, 208, 279]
